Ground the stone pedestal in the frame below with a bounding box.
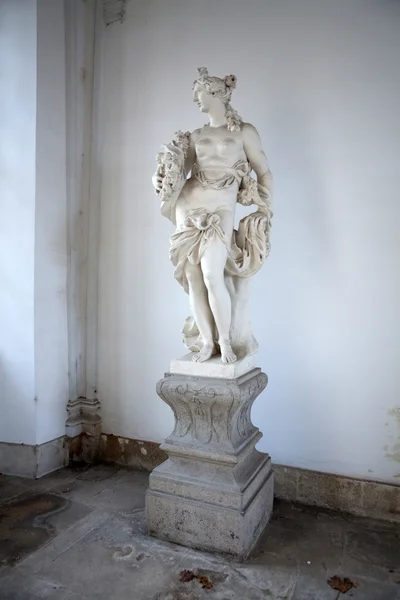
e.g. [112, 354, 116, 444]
[146, 359, 274, 559]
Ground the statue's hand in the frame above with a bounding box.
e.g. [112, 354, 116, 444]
[152, 167, 164, 195]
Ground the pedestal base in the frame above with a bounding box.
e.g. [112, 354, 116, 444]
[146, 367, 273, 559]
[147, 463, 273, 559]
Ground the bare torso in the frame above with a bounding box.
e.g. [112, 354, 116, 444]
[175, 124, 247, 229]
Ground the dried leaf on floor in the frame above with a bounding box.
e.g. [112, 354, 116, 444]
[198, 575, 213, 589]
[328, 576, 359, 593]
[179, 570, 213, 589]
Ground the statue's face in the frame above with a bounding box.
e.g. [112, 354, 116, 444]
[193, 83, 222, 114]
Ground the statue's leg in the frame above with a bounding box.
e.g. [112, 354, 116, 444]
[200, 215, 237, 364]
[185, 262, 217, 362]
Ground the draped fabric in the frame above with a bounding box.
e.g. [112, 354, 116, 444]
[191, 159, 248, 189]
[170, 208, 270, 294]
[169, 161, 272, 358]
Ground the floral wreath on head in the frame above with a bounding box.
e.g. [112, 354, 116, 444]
[192, 67, 242, 132]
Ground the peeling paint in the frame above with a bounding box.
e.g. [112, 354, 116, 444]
[388, 407, 400, 422]
[102, 0, 125, 26]
[385, 408, 400, 465]
[385, 443, 400, 464]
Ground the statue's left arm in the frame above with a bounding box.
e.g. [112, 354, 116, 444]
[232, 123, 273, 262]
[242, 123, 273, 210]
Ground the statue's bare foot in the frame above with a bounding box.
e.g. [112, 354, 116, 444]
[192, 343, 216, 363]
[220, 342, 237, 364]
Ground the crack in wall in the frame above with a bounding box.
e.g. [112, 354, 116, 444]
[102, 0, 125, 26]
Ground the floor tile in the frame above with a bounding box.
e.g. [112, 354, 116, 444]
[0, 475, 35, 505]
[0, 492, 91, 566]
[35, 513, 189, 600]
[0, 568, 73, 600]
[86, 470, 148, 512]
[0, 466, 399, 600]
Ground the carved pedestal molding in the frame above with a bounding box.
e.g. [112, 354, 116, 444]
[146, 367, 274, 559]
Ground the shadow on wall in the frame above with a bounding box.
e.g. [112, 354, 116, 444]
[0, 353, 35, 443]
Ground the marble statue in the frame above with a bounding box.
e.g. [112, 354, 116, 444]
[152, 68, 273, 364]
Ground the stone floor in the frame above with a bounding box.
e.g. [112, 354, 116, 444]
[0, 464, 399, 600]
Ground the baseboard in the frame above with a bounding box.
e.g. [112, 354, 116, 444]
[0, 437, 68, 478]
[96, 434, 400, 523]
[97, 433, 168, 471]
[274, 464, 400, 523]
[7, 432, 398, 523]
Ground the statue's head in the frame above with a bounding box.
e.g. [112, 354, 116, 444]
[192, 67, 241, 132]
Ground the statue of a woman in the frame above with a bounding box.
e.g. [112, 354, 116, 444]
[153, 68, 273, 364]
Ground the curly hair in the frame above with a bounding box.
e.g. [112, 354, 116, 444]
[192, 67, 242, 132]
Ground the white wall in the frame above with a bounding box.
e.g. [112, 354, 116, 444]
[97, 0, 400, 483]
[35, 0, 69, 445]
[0, 0, 37, 444]
[0, 0, 69, 446]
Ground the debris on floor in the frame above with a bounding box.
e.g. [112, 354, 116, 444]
[179, 570, 213, 589]
[328, 575, 359, 593]
[0, 466, 399, 600]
